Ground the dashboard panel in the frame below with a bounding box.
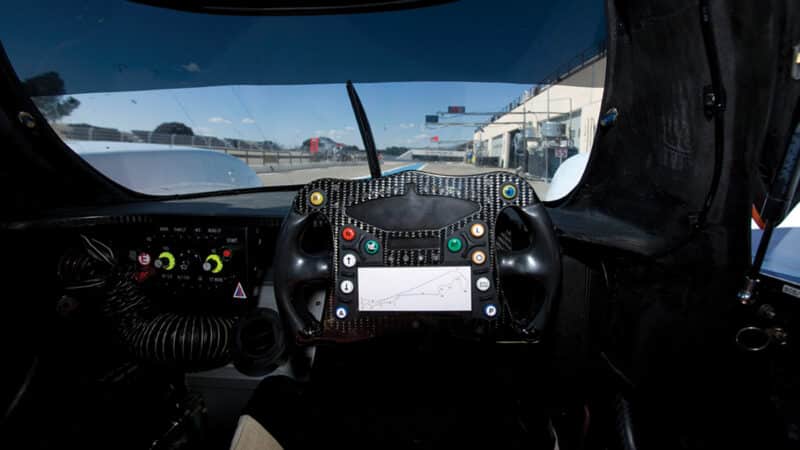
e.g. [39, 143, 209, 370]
[6, 210, 284, 316]
[0, 187, 603, 380]
[129, 222, 257, 313]
[3, 187, 541, 323]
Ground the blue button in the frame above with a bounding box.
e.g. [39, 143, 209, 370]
[501, 184, 517, 200]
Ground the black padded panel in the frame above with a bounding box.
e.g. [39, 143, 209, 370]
[346, 183, 480, 231]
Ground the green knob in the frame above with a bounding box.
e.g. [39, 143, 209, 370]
[156, 251, 175, 271]
[204, 254, 224, 274]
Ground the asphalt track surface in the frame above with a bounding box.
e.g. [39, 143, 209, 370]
[258, 161, 550, 198]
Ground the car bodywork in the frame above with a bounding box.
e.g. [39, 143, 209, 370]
[68, 141, 263, 195]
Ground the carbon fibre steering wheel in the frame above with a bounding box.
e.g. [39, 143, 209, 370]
[273, 171, 561, 344]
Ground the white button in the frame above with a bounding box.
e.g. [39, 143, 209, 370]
[484, 304, 498, 318]
[335, 306, 349, 319]
[470, 223, 486, 238]
[342, 253, 357, 268]
[137, 252, 151, 266]
[476, 277, 491, 292]
[340, 279, 354, 294]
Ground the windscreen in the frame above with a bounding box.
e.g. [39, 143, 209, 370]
[0, 0, 606, 197]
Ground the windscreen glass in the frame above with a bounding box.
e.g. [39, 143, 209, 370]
[752, 124, 800, 286]
[0, 0, 606, 197]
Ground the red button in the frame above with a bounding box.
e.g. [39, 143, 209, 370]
[222, 249, 232, 258]
[341, 227, 356, 241]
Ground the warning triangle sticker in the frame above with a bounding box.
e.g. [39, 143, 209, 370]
[233, 282, 247, 300]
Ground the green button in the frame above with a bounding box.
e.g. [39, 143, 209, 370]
[501, 183, 517, 200]
[364, 239, 380, 255]
[447, 237, 463, 253]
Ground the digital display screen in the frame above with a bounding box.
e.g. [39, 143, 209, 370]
[387, 236, 439, 250]
[357, 266, 472, 312]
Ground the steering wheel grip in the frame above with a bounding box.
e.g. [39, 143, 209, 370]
[497, 203, 562, 338]
[274, 210, 331, 339]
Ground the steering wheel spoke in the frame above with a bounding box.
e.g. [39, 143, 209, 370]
[286, 253, 330, 287]
[274, 210, 332, 337]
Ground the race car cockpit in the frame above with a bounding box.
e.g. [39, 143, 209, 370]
[1, 1, 800, 449]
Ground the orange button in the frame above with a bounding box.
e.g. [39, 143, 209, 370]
[470, 223, 486, 238]
[341, 227, 356, 241]
[471, 250, 487, 265]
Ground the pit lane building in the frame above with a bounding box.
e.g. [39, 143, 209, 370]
[472, 53, 606, 171]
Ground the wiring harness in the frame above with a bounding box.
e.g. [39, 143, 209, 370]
[59, 235, 235, 371]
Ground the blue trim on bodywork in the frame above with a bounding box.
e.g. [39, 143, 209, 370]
[381, 162, 426, 176]
[352, 162, 426, 180]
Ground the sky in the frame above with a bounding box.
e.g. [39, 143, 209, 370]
[61, 82, 531, 148]
[0, 0, 604, 91]
[0, 0, 605, 148]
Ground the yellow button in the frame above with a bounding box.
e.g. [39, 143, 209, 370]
[470, 223, 486, 238]
[309, 191, 325, 206]
[471, 250, 487, 265]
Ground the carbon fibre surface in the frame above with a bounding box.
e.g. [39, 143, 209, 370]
[291, 170, 539, 341]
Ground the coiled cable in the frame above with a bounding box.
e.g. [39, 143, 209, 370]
[61, 235, 235, 371]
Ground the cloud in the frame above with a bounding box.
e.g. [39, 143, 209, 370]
[241, 117, 256, 124]
[321, 127, 357, 139]
[195, 126, 211, 135]
[181, 62, 201, 73]
[413, 133, 430, 140]
[399, 123, 416, 129]
[307, 126, 357, 140]
[208, 116, 231, 124]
